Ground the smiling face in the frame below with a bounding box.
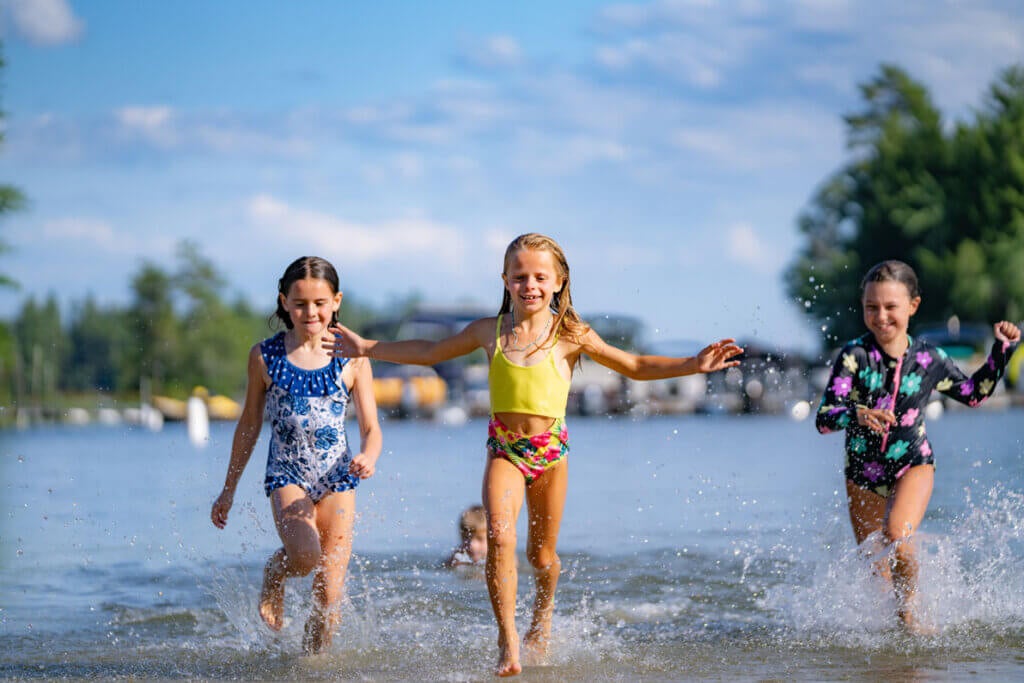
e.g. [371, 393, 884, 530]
[862, 280, 920, 348]
[279, 277, 342, 338]
[502, 248, 563, 317]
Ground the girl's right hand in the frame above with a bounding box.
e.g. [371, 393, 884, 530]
[994, 320, 1021, 344]
[211, 490, 233, 529]
[323, 324, 371, 358]
[856, 406, 896, 433]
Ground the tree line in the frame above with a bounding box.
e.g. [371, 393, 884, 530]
[0, 242, 385, 417]
[786, 63, 1024, 347]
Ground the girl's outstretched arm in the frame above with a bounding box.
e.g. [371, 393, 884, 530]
[933, 320, 1021, 407]
[347, 357, 383, 479]
[324, 318, 492, 366]
[579, 328, 742, 381]
[211, 344, 268, 529]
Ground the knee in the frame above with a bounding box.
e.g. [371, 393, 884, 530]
[527, 546, 559, 572]
[885, 519, 915, 545]
[488, 520, 517, 554]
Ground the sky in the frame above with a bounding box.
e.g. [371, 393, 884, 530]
[1, 0, 1023, 354]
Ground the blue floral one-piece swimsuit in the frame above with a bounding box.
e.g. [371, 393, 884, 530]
[261, 331, 358, 501]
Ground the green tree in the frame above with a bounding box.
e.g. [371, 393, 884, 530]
[63, 296, 130, 393]
[0, 43, 26, 415]
[787, 63, 1024, 347]
[942, 65, 1024, 322]
[126, 262, 179, 395]
[13, 294, 66, 405]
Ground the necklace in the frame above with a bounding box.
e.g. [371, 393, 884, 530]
[507, 312, 552, 353]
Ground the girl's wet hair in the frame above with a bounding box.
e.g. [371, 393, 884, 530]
[499, 233, 589, 366]
[861, 260, 920, 299]
[273, 256, 340, 329]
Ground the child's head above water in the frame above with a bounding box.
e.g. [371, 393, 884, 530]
[458, 505, 487, 563]
[274, 256, 341, 331]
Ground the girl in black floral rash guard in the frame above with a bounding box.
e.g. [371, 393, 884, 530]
[816, 260, 1020, 633]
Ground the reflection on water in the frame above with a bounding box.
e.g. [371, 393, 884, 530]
[1, 410, 1023, 680]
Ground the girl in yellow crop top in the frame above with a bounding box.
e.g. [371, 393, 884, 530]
[325, 233, 742, 677]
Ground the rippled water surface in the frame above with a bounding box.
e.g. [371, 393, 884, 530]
[2, 409, 1023, 680]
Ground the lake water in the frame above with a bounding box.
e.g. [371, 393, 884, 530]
[2, 408, 1023, 681]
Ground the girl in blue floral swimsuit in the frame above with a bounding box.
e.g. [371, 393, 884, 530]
[816, 260, 1019, 632]
[211, 256, 382, 654]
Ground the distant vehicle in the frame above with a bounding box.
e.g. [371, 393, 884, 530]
[915, 320, 992, 360]
[363, 307, 490, 400]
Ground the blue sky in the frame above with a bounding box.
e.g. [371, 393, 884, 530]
[2, 1, 1023, 353]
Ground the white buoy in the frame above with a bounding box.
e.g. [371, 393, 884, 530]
[436, 404, 468, 426]
[790, 400, 811, 421]
[925, 399, 944, 421]
[187, 396, 210, 448]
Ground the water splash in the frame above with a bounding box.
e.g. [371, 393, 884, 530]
[760, 484, 1024, 650]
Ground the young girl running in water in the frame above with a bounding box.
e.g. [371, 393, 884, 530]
[211, 256, 382, 654]
[325, 233, 742, 676]
[816, 260, 1020, 632]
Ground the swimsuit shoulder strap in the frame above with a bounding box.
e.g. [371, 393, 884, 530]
[495, 314, 504, 352]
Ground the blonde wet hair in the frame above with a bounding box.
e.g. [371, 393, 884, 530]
[459, 505, 487, 542]
[499, 233, 589, 363]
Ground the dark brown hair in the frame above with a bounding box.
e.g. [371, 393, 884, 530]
[273, 256, 340, 329]
[860, 260, 920, 299]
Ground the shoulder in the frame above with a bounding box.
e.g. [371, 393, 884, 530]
[258, 331, 285, 355]
[345, 355, 373, 375]
[556, 315, 591, 347]
[910, 336, 939, 353]
[466, 315, 500, 339]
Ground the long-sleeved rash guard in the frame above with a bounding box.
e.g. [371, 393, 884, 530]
[816, 333, 1015, 497]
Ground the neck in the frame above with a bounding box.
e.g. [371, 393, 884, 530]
[875, 334, 910, 358]
[286, 327, 324, 351]
[512, 308, 552, 326]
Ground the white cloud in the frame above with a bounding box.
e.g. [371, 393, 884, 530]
[35, 217, 174, 255]
[245, 195, 462, 265]
[726, 222, 780, 273]
[116, 106, 178, 147]
[7, 0, 83, 45]
[460, 35, 524, 70]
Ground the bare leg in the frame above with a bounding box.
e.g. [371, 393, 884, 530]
[522, 459, 567, 664]
[886, 465, 934, 633]
[846, 479, 890, 581]
[261, 485, 321, 631]
[303, 489, 356, 654]
[482, 455, 526, 677]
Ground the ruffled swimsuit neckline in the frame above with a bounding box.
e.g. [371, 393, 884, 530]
[261, 331, 349, 397]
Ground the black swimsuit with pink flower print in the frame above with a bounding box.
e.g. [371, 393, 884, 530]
[816, 333, 1016, 497]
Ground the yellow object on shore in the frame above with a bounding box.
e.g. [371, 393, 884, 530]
[1009, 344, 1023, 387]
[152, 387, 241, 421]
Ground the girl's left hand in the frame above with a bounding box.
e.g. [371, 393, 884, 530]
[696, 338, 744, 373]
[349, 452, 378, 479]
[994, 320, 1021, 344]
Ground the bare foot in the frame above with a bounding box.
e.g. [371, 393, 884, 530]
[302, 605, 340, 655]
[522, 626, 550, 666]
[495, 636, 522, 677]
[898, 606, 938, 636]
[259, 552, 286, 631]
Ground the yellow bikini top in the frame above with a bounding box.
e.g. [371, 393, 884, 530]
[489, 314, 571, 419]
